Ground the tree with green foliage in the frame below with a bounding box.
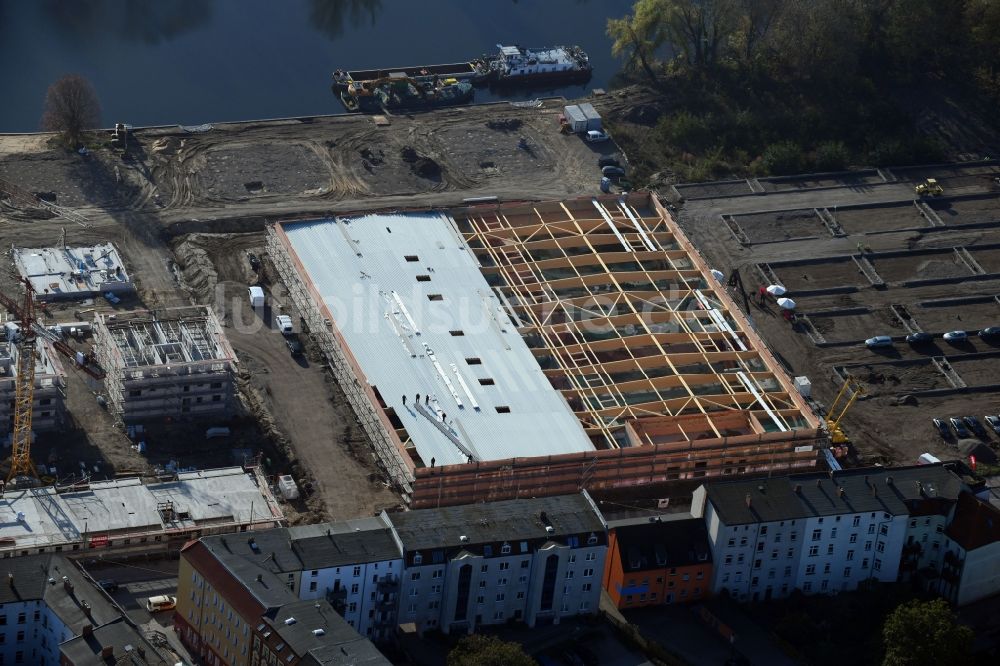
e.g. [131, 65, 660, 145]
[446, 635, 537, 666]
[608, 0, 669, 84]
[881, 598, 973, 666]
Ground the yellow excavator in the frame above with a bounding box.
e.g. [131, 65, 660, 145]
[826, 375, 866, 445]
[915, 178, 943, 197]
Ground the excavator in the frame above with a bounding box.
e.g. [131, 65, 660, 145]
[826, 375, 865, 445]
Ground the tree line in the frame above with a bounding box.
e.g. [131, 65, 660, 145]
[607, 0, 1000, 179]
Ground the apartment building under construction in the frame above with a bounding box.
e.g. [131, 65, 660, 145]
[93, 307, 237, 424]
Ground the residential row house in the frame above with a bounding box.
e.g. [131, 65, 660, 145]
[691, 463, 1000, 605]
[385, 492, 607, 635]
[176, 491, 608, 665]
[177, 517, 397, 665]
[602, 514, 712, 609]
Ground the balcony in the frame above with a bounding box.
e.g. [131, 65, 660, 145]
[376, 576, 399, 592]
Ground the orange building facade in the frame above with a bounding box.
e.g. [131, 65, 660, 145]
[603, 515, 712, 608]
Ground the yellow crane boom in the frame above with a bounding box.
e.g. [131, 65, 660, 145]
[7, 278, 38, 481]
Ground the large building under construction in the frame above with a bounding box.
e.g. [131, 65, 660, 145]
[93, 307, 237, 424]
[267, 194, 822, 507]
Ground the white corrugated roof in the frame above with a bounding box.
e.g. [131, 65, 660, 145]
[282, 213, 595, 467]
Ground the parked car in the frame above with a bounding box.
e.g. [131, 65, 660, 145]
[98, 580, 119, 594]
[950, 417, 970, 438]
[146, 595, 177, 612]
[979, 326, 1000, 339]
[865, 335, 893, 348]
[598, 156, 620, 168]
[285, 333, 304, 357]
[248, 285, 265, 309]
[943, 330, 968, 342]
[585, 130, 610, 142]
[985, 415, 1000, 435]
[601, 165, 626, 177]
[906, 332, 934, 345]
[932, 418, 951, 439]
[963, 416, 988, 438]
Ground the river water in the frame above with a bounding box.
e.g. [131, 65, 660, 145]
[0, 0, 634, 132]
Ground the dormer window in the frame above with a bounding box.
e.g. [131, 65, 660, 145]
[501, 542, 511, 555]
[413, 552, 423, 565]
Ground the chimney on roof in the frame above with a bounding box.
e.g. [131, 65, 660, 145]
[864, 476, 869, 487]
[745, 493, 752, 508]
[256, 574, 263, 583]
[81, 600, 92, 619]
[63, 577, 73, 595]
[816, 479, 822, 488]
[6, 573, 12, 588]
[886, 476, 894, 486]
[828, 470, 835, 479]
[872, 483, 878, 497]
[917, 481, 925, 496]
[101, 645, 113, 659]
[81, 624, 93, 638]
[793, 484, 802, 494]
[837, 487, 845, 498]
[757, 484, 765, 493]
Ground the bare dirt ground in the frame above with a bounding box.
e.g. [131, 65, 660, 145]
[0, 99, 617, 519]
[678, 171, 1000, 466]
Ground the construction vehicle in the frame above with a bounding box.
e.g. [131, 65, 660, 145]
[915, 178, 943, 197]
[0, 278, 105, 483]
[825, 375, 866, 445]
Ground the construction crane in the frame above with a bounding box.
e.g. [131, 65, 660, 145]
[0, 278, 105, 482]
[6, 277, 39, 481]
[826, 375, 866, 445]
[0, 283, 105, 381]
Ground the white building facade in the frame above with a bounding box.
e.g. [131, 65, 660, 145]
[386, 492, 607, 634]
[693, 465, 964, 602]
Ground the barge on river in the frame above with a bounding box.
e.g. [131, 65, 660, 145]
[340, 73, 474, 113]
[333, 60, 489, 93]
[488, 44, 591, 85]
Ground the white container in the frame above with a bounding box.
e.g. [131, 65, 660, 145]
[918, 453, 941, 465]
[248, 286, 265, 308]
[275, 314, 293, 334]
[277, 474, 300, 500]
[793, 376, 812, 398]
[563, 105, 588, 133]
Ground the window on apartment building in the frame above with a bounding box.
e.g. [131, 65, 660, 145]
[739, 537, 748, 547]
[353, 566, 362, 576]
[853, 516, 861, 527]
[865, 541, 872, 552]
[496, 593, 505, 602]
[750, 577, 758, 588]
[518, 575, 527, 584]
[790, 532, 797, 542]
[565, 570, 574, 579]
[413, 553, 423, 565]
[811, 529, 822, 542]
[770, 549, 778, 560]
[821, 580, 829, 591]
[803, 582, 812, 592]
[805, 565, 815, 575]
[847, 549, 855, 561]
[349, 603, 357, 612]
[411, 572, 420, 581]
[499, 562, 510, 571]
[722, 573, 730, 584]
[427, 600, 440, 610]
[933, 541, 941, 550]
[760, 526, 768, 535]
[775, 533, 782, 543]
[850, 533, 857, 543]
[876, 541, 885, 553]
[874, 559, 882, 572]
[479, 580, 486, 588]
[583, 568, 594, 577]
[823, 563, 831, 574]
[827, 544, 834, 555]
[309, 582, 317, 592]
[736, 554, 744, 565]
[16, 613, 24, 625]
[494, 610, 504, 620]
[753, 560, 761, 571]
[586, 552, 596, 561]
[830, 528, 837, 539]
[757, 542, 764, 552]
[476, 595, 484, 604]
[481, 564, 488, 573]
[727, 538, 735, 547]
[868, 524, 875, 535]
[432, 569, 443, 579]
[498, 579, 507, 587]
[485, 546, 494, 557]
[517, 591, 526, 599]
[768, 569, 776, 579]
[16, 630, 24, 642]
[844, 567, 852, 577]
[724, 555, 733, 565]
[580, 600, 590, 611]
[862, 558, 869, 569]
[582, 583, 592, 592]
[501, 543, 511, 554]
[910, 519, 917, 528]
[880, 525, 889, 536]
[351, 584, 359, 594]
[808, 546, 818, 557]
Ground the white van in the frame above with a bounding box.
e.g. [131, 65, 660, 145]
[248, 286, 265, 308]
[146, 595, 177, 612]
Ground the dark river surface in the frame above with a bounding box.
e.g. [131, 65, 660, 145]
[0, 0, 634, 132]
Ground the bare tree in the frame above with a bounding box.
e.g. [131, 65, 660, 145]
[40, 74, 101, 148]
